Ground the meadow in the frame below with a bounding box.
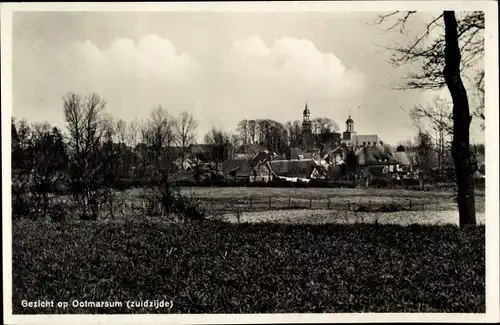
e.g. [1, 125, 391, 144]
[125, 186, 486, 216]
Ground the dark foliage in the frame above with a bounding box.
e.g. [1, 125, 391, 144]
[12, 220, 485, 314]
[139, 171, 206, 221]
[11, 121, 69, 219]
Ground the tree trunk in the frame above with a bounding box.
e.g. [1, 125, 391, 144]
[442, 11, 476, 226]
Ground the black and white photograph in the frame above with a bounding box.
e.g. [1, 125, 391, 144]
[2, 1, 499, 324]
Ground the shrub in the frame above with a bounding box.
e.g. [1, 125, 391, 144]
[140, 172, 206, 222]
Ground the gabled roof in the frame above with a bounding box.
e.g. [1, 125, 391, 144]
[330, 145, 344, 154]
[356, 146, 397, 166]
[285, 147, 312, 160]
[224, 159, 254, 177]
[189, 144, 213, 155]
[252, 150, 274, 163]
[393, 151, 411, 166]
[235, 143, 266, 155]
[167, 146, 184, 160]
[269, 159, 317, 178]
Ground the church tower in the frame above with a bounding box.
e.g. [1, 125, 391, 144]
[301, 102, 314, 152]
[341, 111, 357, 146]
[346, 113, 354, 132]
[302, 102, 312, 134]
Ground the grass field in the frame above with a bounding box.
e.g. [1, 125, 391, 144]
[12, 219, 485, 314]
[177, 186, 485, 200]
[123, 186, 485, 215]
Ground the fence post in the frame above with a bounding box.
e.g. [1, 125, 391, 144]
[269, 197, 272, 208]
[328, 199, 331, 210]
[422, 202, 424, 211]
[436, 199, 439, 210]
[210, 197, 213, 208]
[348, 201, 351, 211]
[250, 197, 253, 208]
[289, 197, 291, 208]
[368, 200, 371, 209]
[409, 199, 412, 210]
[309, 198, 312, 209]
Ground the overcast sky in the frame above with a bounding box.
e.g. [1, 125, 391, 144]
[12, 10, 485, 145]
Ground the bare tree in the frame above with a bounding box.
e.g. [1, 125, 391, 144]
[174, 111, 198, 166]
[312, 117, 339, 134]
[247, 119, 257, 144]
[144, 106, 177, 174]
[374, 11, 484, 91]
[237, 119, 250, 145]
[415, 131, 436, 189]
[127, 118, 140, 148]
[398, 140, 419, 168]
[285, 120, 303, 148]
[230, 133, 243, 148]
[115, 119, 127, 144]
[374, 11, 483, 226]
[473, 70, 485, 129]
[204, 127, 231, 178]
[406, 96, 453, 178]
[63, 92, 118, 220]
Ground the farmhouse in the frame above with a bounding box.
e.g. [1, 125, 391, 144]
[269, 159, 323, 180]
[224, 159, 274, 183]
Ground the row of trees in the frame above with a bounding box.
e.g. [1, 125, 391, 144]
[235, 117, 340, 153]
[12, 93, 209, 220]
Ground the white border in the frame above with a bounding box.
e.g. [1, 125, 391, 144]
[2, 2, 499, 324]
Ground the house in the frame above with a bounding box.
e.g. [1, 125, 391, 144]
[356, 146, 397, 166]
[284, 147, 312, 160]
[250, 162, 274, 183]
[167, 146, 184, 161]
[234, 143, 267, 160]
[225, 159, 254, 181]
[188, 144, 214, 161]
[269, 159, 318, 179]
[393, 151, 412, 173]
[224, 159, 274, 183]
[173, 157, 196, 171]
[326, 146, 345, 166]
[252, 150, 275, 164]
[187, 143, 235, 162]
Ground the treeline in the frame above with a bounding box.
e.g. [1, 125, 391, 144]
[399, 96, 485, 184]
[234, 117, 340, 153]
[11, 92, 211, 221]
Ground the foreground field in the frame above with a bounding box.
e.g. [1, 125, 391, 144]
[13, 219, 484, 314]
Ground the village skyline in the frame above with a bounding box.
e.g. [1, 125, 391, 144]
[12, 10, 485, 146]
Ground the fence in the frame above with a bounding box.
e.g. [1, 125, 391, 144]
[121, 195, 449, 216]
